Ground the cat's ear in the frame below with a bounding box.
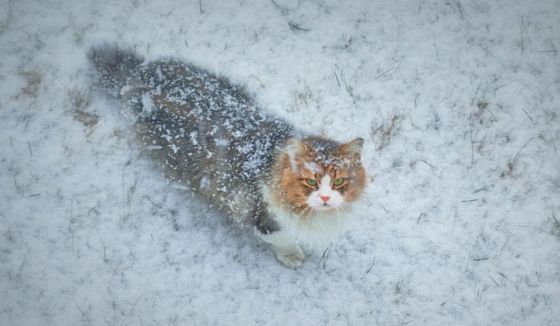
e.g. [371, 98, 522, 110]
[284, 138, 307, 170]
[338, 138, 364, 157]
[285, 138, 304, 154]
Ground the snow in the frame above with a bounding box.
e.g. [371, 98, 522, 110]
[1, 0, 559, 325]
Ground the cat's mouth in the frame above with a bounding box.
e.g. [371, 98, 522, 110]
[311, 203, 340, 212]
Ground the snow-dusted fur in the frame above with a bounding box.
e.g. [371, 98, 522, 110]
[88, 45, 144, 98]
[88, 45, 366, 266]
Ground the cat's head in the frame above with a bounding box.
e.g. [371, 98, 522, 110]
[274, 136, 367, 216]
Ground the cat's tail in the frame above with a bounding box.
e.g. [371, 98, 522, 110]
[87, 44, 144, 98]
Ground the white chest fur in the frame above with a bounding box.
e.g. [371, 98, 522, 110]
[261, 185, 353, 250]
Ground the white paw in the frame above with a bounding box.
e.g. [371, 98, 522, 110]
[273, 246, 305, 268]
[257, 230, 305, 267]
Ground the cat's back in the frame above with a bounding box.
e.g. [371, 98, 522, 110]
[131, 59, 287, 135]
[129, 58, 294, 220]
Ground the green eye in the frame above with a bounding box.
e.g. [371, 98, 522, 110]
[332, 178, 345, 186]
[306, 178, 318, 187]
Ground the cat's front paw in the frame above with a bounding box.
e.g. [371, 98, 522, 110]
[273, 246, 305, 268]
[257, 230, 305, 267]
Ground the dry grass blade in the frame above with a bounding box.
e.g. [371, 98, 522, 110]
[288, 22, 310, 32]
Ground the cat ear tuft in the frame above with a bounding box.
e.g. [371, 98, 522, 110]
[285, 138, 304, 154]
[284, 138, 306, 170]
[339, 138, 364, 156]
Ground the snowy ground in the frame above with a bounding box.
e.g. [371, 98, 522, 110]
[1, 0, 559, 325]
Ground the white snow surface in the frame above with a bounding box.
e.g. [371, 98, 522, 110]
[1, 0, 560, 325]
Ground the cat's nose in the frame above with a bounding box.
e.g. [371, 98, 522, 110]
[320, 195, 330, 203]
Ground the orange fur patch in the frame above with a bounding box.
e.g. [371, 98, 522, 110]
[271, 138, 367, 217]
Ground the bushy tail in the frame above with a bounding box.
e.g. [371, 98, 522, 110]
[87, 44, 144, 98]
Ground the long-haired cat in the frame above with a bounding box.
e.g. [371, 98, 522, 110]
[88, 45, 367, 267]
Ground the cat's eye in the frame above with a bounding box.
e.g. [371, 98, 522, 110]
[332, 178, 345, 186]
[306, 178, 318, 187]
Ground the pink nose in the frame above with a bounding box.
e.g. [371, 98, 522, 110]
[320, 195, 330, 203]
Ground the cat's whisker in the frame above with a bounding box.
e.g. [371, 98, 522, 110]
[293, 202, 315, 221]
[294, 202, 308, 209]
[304, 207, 314, 219]
[335, 207, 341, 227]
[303, 207, 315, 223]
[297, 205, 309, 216]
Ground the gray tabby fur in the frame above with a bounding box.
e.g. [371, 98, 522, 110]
[88, 44, 297, 234]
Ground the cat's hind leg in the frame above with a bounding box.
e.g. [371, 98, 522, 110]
[257, 231, 305, 267]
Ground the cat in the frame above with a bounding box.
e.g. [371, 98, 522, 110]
[88, 45, 367, 267]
